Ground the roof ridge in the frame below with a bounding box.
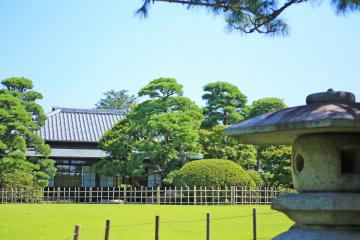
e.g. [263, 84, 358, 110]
[51, 107, 125, 115]
[47, 109, 61, 117]
[40, 107, 123, 142]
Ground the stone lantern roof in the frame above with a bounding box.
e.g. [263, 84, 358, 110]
[225, 89, 360, 145]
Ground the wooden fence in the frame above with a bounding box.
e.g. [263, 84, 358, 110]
[0, 186, 282, 204]
[71, 210, 276, 240]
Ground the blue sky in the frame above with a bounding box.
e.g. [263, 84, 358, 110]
[0, 0, 359, 112]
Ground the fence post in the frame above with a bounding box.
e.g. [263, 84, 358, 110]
[204, 186, 207, 205]
[174, 186, 177, 205]
[151, 187, 154, 204]
[89, 188, 93, 203]
[105, 219, 110, 240]
[180, 187, 183, 205]
[206, 213, 210, 240]
[193, 186, 197, 205]
[253, 208, 257, 240]
[155, 215, 160, 240]
[57, 187, 60, 202]
[74, 224, 80, 240]
[156, 187, 160, 205]
[230, 186, 234, 204]
[145, 187, 148, 204]
[212, 187, 215, 205]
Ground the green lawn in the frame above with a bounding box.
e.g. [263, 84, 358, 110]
[0, 204, 293, 240]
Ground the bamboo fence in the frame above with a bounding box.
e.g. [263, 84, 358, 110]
[0, 186, 284, 204]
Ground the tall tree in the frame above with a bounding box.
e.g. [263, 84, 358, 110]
[245, 97, 291, 187]
[96, 78, 204, 186]
[0, 77, 56, 188]
[138, 0, 360, 35]
[199, 125, 257, 169]
[245, 97, 287, 119]
[257, 145, 292, 188]
[96, 89, 137, 112]
[202, 82, 247, 128]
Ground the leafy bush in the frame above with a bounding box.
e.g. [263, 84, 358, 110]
[0, 169, 37, 190]
[0, 170, 42, 202]
[246, 170, 266, 187]
[173, 159, 255, 187]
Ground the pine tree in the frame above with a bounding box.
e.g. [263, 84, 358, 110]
[0, 77, 56, 188]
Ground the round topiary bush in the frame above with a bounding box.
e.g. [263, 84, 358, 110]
[246, 169, 266, 187]
[173, 159, 256, 187]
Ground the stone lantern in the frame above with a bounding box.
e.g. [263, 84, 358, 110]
[225, 89, 360, 239]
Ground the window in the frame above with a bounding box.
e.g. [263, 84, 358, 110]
[49, 160, 117, 187]
[54, 163, 82, 187]
[53, 160, 91, 187]
[100, 175, 114, 187]
[48, 177, 54, 187]
[148, 174, 161, 187]
[82, 166, 96, 187]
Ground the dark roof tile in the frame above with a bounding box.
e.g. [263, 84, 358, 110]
[38, 107, 124, 142]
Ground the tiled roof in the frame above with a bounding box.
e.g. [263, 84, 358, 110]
[38, 107, 124, 142]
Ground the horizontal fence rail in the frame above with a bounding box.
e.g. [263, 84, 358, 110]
[0, 186, 285, 204]
[64, 210, 285, 240]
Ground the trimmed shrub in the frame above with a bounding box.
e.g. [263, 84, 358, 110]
[0, 169, 37, 190]
[0, 170, 42, 202]
[173, 159, 256, 187]
[247, 170, 266, 187]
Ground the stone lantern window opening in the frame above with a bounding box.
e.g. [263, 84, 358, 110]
[340, 146, 360, 175]
[293, 153, 304, 174]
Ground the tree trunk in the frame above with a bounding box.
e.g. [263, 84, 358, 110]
[223, 111, 228, 125]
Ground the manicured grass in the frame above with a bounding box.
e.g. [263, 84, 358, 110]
[0, 204, 293, 240]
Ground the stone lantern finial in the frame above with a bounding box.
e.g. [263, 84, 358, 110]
[306, 89, 356, 104]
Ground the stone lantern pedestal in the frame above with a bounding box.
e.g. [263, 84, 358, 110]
[226, 90, 360, 240]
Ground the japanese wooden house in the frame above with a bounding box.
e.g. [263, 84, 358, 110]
[26, 107, 161, 188]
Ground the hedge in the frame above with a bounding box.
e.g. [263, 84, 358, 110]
[246, 169, 266, 187]
[173, 159, 256, 187]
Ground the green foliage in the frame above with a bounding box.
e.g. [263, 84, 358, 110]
[138, 0, 360, 36]
[202, 82, 247, 128]
[96, 80, 292, 188]
[199, 125, 256, 169]
[0, 77, 55, 188]
[0, 169, 43, 202]
[97, 78, 204, 183]
[96, 89, 136, 112]
[246, 169, 266, 187]
[162, 170, 180, 185]
[258, 145, 292, 188]
[138, 78, 183, 99]
[173, 159, 256, 187]
[0, 169, 37, 190]
[243, 97, 291, 187]
[245, 97, 287, 119]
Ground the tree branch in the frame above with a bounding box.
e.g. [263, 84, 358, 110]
[154, 0, 232, 9]
[139, 0, 309, 35]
